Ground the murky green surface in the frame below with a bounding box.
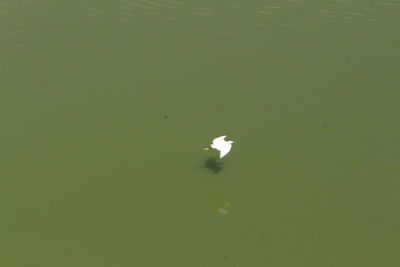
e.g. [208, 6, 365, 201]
[1, 0, 400, 266]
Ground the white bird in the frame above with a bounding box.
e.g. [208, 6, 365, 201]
[203, 135, 234, 158]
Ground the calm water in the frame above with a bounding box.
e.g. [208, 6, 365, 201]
[1, 0, 400, 266]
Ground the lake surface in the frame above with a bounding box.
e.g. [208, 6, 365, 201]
[1, 0, 400, 266]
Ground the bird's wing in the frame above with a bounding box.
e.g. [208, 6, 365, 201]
[212, 135, 227, 145]
[219, 143, 232, 158]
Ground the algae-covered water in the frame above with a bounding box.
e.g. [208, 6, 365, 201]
[1, 0, 400, 266]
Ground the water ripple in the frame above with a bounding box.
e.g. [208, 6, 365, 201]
[0, 0, 398, 55]
[0, 0, 47, 56]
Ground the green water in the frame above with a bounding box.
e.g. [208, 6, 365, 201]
[1, 0, 400, 266]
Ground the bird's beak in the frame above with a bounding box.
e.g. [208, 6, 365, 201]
[203, 147, 209, 151]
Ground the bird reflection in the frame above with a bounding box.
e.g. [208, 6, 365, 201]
[203, 157, 224, 173]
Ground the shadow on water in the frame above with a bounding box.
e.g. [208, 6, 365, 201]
[203, 157, 225, 173]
